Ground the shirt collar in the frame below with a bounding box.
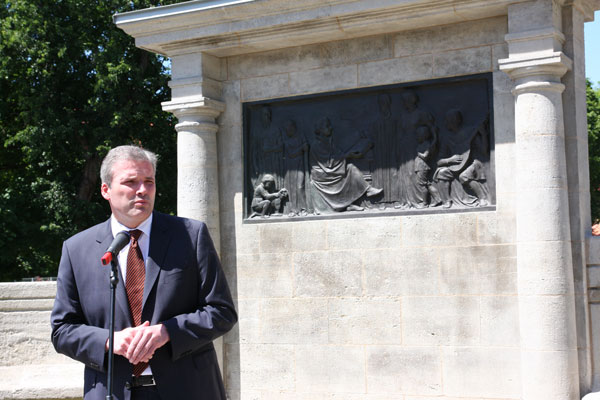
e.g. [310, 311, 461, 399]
[110, 213, 153, 239]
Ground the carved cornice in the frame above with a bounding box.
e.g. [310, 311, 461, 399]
[114, 0, 528, 57]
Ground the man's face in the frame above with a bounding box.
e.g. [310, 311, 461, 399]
[100, 159, 156, 228]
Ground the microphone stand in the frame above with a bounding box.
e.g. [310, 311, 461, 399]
[106, 256, 120, 400]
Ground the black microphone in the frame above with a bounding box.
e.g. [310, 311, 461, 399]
[101, 231, 131, 265]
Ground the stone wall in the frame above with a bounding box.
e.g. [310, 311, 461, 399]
[0, 282, 82, 400]
[217, 15, 522, 399]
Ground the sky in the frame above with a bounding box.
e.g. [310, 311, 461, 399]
[586, 11, 600, 88]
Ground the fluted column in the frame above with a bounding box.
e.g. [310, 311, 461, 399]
[499, 1, 579, 399]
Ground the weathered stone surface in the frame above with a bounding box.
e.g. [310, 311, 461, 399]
[362, 247, 439, 297]
[259, 299, 328, 344]
[295, 345, 365, 393]
[402, 296, 481, 346]
[293, 250, 362, 297]
[328, 298, 402, 344]
[442, 347, 521, 398]
[366, 346, 442, 395]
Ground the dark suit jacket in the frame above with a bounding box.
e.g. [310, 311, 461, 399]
[51, 211, 237, 400]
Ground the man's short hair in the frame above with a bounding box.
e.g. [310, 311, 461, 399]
[100, 145, 158, 186]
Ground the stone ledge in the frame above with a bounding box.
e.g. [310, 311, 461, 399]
[0, 282, 56, 300]
[0, 363, 83, 400]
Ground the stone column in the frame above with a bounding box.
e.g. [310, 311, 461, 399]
[161, 52, 227, 369]
[162, 98, 225, 251]
[499, 1, 579, 399]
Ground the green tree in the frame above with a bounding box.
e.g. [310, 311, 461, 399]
[0, 0, 182, 281]
[589, 79, 600, 223]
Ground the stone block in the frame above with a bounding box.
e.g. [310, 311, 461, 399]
[228, 35, 392, 80]
[438, 245, 517, 295]
[291, 221, 328, 252]
[366, 346, 442, 395]
[589, 265, 600, 287]
[0, 311, 67, 366]
[476, 211, 517, 245]
[328, 298, 402, 344]
[588, 237, 600, 265]
[259, 223, 294, 254]
[402, 296, 480, 346]
[293, 250, 363, 297]
[508, 0, 558, 33]
[442, 347, 521, 398]
[0, 363, 83, 400]
[259, 299, 328, 344]
[433, 46, 493, 77]
[326, 217, 401, 250]
[224, 222, 260, 256]
[218, 80, 242, 127]
[492, 43, 509, 71]
[235, 253, 293, 299]
[401, 213, 478, 247]
[225, 299, 262, 344]
[241, 73, 290, 102]
[480, 296, 520, 346]
[363, 247, 439, 297]
[394, 16, 506, 57]
[225, 344, 296, 391]
[0, 282, 56, 299]
[289, 64, 358, 96]
[295, 345, 365, 393]
[358, 54, 433, 87]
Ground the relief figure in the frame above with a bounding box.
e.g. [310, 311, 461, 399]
[309, 117, 382, 213]
[255, 106, 284, 190]
[370, 93, 399, 207]
[396, 89, 436, 209]
[433, 109, 490, 208]
[282, 119, 309, 216]
[250, 174, 288, 218]
[413, 126, 442, 208]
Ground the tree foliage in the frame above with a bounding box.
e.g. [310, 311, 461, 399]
[0, 0, 182, 280]
[589, 79, 600, 223]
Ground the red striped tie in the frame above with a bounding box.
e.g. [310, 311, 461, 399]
[125, 229, 147, 376]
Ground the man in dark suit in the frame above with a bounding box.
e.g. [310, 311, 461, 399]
[51, 145, 237, 400]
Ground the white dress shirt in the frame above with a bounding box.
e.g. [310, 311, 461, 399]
[109, 213, 153, 376]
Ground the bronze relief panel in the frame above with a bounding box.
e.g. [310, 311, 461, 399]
[243, 74, 494, 220]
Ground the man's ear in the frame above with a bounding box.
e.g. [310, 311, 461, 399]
[101, 183, 110, 201]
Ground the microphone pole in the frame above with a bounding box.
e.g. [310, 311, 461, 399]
[101, 231, 130, 400]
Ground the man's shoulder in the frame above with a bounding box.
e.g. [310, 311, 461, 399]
[153, 211, 207, 233]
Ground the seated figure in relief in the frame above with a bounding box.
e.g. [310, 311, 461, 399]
[309, 117, 382, 213]
[250, 174, 288, 218]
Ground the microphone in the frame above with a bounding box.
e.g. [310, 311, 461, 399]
[101, 231, 131, 265]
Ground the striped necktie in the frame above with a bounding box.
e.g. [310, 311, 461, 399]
[125, 229, 147, 376]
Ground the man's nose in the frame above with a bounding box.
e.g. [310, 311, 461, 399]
[136, 182, 148, 195]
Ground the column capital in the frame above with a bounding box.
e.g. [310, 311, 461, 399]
[498, 51, 572, 83]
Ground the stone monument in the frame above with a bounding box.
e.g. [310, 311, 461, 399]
[114, 0, 600, 399]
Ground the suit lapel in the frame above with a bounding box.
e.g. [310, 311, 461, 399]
[96, 220, 133, 327]
[143, 212, 171, 310]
